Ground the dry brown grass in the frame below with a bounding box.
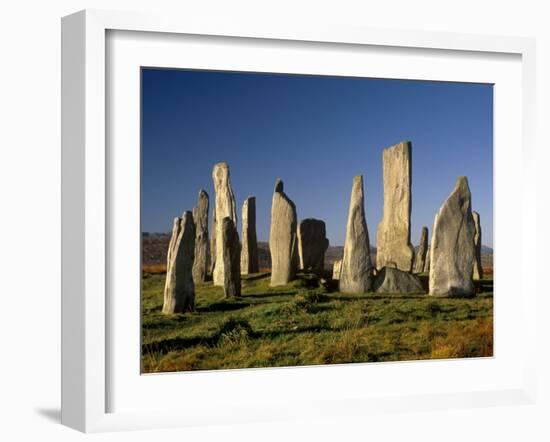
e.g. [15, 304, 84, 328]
[142, 263, 167, 275]
[430, 317, 493, 359]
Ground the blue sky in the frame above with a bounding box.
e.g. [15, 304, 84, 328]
[141, 69, 493, 247]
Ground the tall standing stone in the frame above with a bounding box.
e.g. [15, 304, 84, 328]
[212, 162, 237, 286]
[162, 212, 196, 313]
[269, 179, 298, 286]
[221, 217, 241, 297]
[210, 206, 216, 274]
[473, 211, 483, 280]
[339, 176, 374, 293]
[429, 177, 476, 297]
[192, 190, 210, 283]
[241, 196, 259, 274]
[297, 218, 329, 273]
[413, 226, 429, 273]
[376, 141, 414, 272]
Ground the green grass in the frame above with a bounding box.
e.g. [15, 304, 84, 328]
[141, 272, 493, 373]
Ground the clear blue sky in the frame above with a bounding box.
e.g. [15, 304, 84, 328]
[142, 68, 493, 247]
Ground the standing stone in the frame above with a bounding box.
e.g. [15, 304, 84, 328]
[269, 179, 298, 286]
[192, 190, 210, 283]
[221, 217, 241, 297]
[429, 177, 476, 297]
[424, 246, 431, 273]
[241, 196, 259, 274]
[339, 176, 374, 293]
[332, 259, 342, 280]
[297, 218, 329, 273]
[162, 212, 196, 313]
[473, 211, 483, 280]
[376, 141, 415, 272]
[413, 226, 429, 273]
[212, 162, 237, 286]
[374, 267, 425, 294]
[210, 206, 216, 274]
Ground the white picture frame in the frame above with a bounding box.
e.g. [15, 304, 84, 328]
[61, 9, 537, 433]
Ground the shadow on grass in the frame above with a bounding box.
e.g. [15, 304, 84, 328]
[243, 291, 298, 299]
[197, 301, 249, 313]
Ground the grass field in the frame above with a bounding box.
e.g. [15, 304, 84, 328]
[141, 272, 493, 373]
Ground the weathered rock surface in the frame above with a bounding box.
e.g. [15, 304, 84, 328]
[241, 196, 259, 274]
[297, 218, 329, 273]
[374, 266, 425, 294]
[473, 211, 483, 280]
[210, 206, 216, 274]
[339, 176, 374, 293]
[221, 217, 241, 297]
[212, 162, 237, 286]
[163, 212, 196, 313]
[269, 179, 298, 286]
[332, 259, 342, 280]
[376, 141, 415, 272]
[413, 226, 429, 273]
[192, 190, 210, 283]
[429, 177, 476, 297]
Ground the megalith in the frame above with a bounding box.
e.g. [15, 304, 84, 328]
[376, 141, 414, 272]
[332, 259, 342, 280]
[473, 211, 483, 280]
[269, 179, 298, 286]
[413, 226, 429, 273]
[221, 217, 241, 297]
[373, 267, 425, 294]
[192, 190, 210, 283]
[162, 212, 196, 313]
[339, 175, 374, 293]
[241, 196, 259, 275]
[212, 162, 237, 286]
[297, 218, 329, 273]
[429, 177, 476, 297]
[424, 246, 431, 273]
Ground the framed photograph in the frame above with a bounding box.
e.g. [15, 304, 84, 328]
[61, 9, 537, 433]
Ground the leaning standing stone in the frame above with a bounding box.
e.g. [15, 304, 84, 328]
[241, 196, 259, 274]
[163, 211, 196, 313]
[221, 217, 241, 297]
[429, 177, 476, 297]
[297, 218, 329, 273]
[339, 175, 374, 293]
[424, 246, 431, 273]
[473, 211, 483, 280]
[269, 179, 298, 286]
[413, 226, 429, 273]
[376, 141, 415, 272]
[192, 190, 210, 283]
[212, 162, 237, 286]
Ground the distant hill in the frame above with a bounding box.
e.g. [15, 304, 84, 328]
[142, 232, 493, 271]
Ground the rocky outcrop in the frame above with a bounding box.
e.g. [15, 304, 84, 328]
[297, 218, 329, 273]
[241, 197, 259, 275]
[221, 217, 241, 297]
[192, 190, 210, 283]
[473, 211, 483, 280]
[269, 179, 298, 286]
[376, 141, 414, 272]
[339, 176, 374, 293]
[163, 212, 196, 313]
[413, 226, 429, 273]
[212, 162, 237, 286]
[429, 177, 476, 297]
[373, 267, 425, 294]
